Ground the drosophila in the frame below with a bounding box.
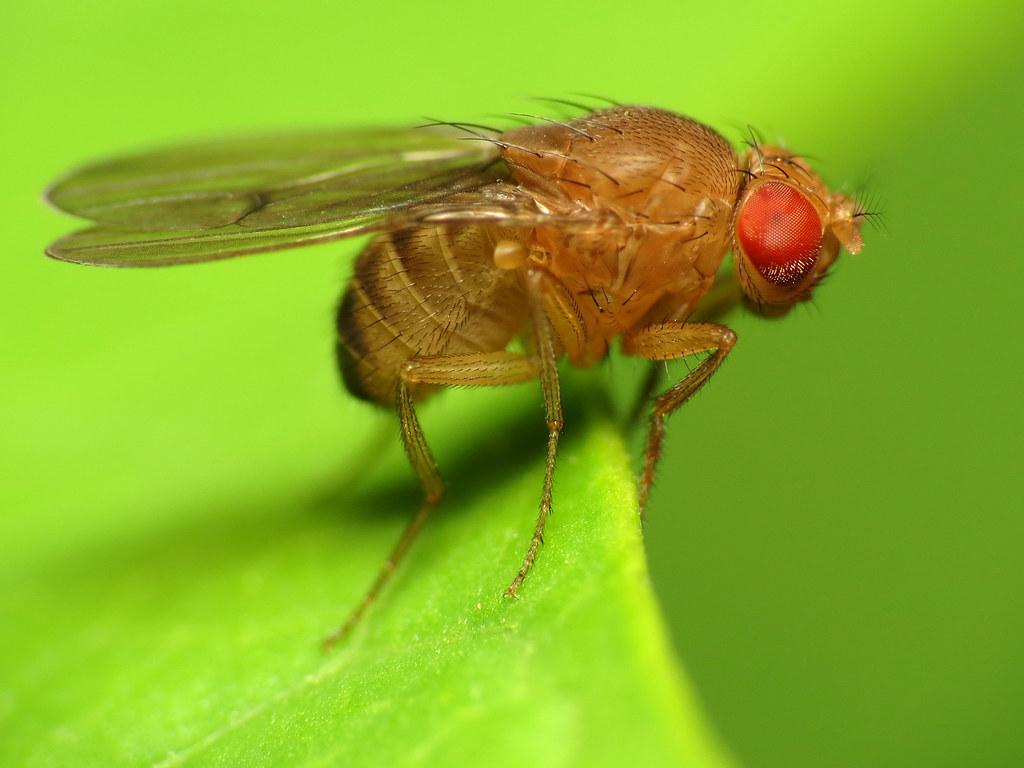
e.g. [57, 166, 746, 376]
[45, 104, 868, 646]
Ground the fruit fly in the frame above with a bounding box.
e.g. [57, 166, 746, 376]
[45, 105, 867, 646]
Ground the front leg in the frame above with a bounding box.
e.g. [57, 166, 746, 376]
[622, 322, 737, 515]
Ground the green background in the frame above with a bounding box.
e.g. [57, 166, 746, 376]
[3, 1, 1023, 766]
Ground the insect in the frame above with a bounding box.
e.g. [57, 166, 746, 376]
[45, 104, 867, 646]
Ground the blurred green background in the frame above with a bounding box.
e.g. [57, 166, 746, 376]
[3, 0, 1023, 766]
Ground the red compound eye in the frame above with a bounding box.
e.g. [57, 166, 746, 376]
[737, 181, 823, 286]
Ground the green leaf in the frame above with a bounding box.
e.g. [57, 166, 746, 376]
[0, 404, 732, 768]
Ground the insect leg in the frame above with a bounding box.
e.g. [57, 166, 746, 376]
[323, 353, 538, 649]
[506, 268, 565, 597]
[403, 343, 559, 596]
[622, 322, 737, 517]
[321, 382, 440, 649]
[397, 267, 564, 599]
[628, 271, 743, 429]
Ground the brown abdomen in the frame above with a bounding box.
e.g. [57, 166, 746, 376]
[337, 221, 529, 405]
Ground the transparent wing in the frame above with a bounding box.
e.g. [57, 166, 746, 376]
[45, 127, 506, 266]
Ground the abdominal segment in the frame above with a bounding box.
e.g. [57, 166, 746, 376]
[336, 221, 530, 405]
